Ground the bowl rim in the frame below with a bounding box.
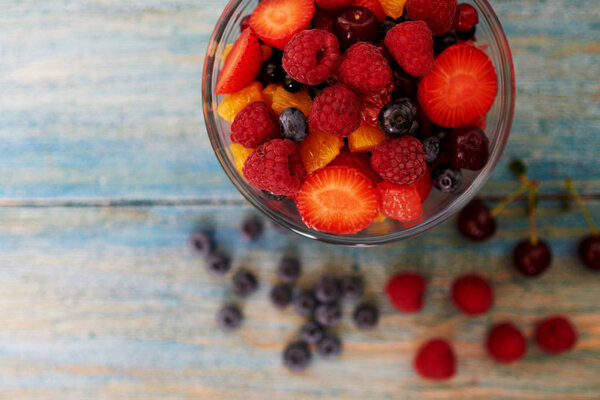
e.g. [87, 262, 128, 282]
[202, 0, 515, 246]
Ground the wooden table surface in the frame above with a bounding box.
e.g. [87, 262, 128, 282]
[1, 0, 599, 398]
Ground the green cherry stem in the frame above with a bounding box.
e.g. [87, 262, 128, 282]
[490, 181, 531, 218]
[565, 177, 599, 237]
[528, 180, 539, 245]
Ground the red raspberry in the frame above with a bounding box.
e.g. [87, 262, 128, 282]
[412, 168, 432, 202]
[414, 339, 456, 380]
[243, 139, 307, 196]
[454, 3, 479, 32]
[385, 272, 426, 313]
[384, 21, 434, 77]
[309, 84, 361, 137]
[339, 42, 392, 93]
[486, 322, 527, 363]
[376, 181, 423, 222]
[315, 0, 352, 10]
[328, 149, 382, 184]
[451, 274, 493, 315]
[282, 29, 341, 85]
[359, 80, 394, 127]
[371, 136, 427, 185]
[406, 0, 457, 36]
[230, 101, 279, 148]
[535, 315, 578, 354]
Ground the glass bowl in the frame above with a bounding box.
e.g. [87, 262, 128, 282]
[202, 0, 514, 246]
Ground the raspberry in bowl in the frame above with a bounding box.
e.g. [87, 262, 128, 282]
[202, 0, 514, 245]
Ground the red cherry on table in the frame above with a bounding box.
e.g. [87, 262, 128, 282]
[578, 235, 600, 270]
[513, 239, 552, 277]
[457, 199, 496, 241]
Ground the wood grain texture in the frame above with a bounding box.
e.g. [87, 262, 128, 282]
[0, 0, 599, 199]
[0, 204, 599, 399]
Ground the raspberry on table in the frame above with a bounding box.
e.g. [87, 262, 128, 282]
[370, 136, 427, 186]
[451, 274, 494, 315]
[243, 139, 307, 196]
[282, 29, 341, 85]
[384, 21, 434, 77]
[385, 272, 426, 312]
[486, 322, 527, 363]
[339, 42, 392, 93]
[406, 0, 457, 36]
[309, 84, 361, 137]
[535, 315, 578, 354]
[230, 101, 280, 148]
[414, 339, 456, 380]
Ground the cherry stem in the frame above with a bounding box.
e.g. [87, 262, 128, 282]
[528, 181, 539, 245]
[565, 177, 599, 236]
[490, 182, 531, 218]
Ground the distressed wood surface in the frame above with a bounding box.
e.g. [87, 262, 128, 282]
[1, 0, 600, 398]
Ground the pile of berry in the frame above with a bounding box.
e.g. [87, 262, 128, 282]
[216, 0, 497, 234]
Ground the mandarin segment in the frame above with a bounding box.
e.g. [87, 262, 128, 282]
[263, 84, 313, 116]
[348, 124, 387, 152]
[230, 143, 255, 175]
[217, 81, 265, 123]
[379, 0, 408, 19]
[300, 128, 344, 173]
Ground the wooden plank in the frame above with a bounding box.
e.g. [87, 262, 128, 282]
[0, 0, 599, 200]
[0, 203, 598, 399]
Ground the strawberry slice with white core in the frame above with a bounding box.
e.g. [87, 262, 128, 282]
[216, 28, 262, 95]
[250, 0, 315, 50]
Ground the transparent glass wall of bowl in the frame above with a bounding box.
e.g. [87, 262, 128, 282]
[202, 0, 514, 245]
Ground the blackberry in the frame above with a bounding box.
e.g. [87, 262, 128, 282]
[341, 275, 364, 300]
[283, 341, 312, 371]
[270, 283, 293, 308]
[300, 320, 325, 344]
[277, 256, 301, 283]
[232, 270, 258, 296]
[206, 253, 231, 276]
[315, 303, 342, 327]
[282, 74, 303, 93]
[352, 303, 379, 329]
[279, 107, 309, 143]
[378, 98, 420, 138]
[315, 275, 342, 303]
[217, 305, 243, 331]
[317, 335, 342, 359]
[431, 164, 463, 193]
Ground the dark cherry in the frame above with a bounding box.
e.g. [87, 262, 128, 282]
[240, 15, 251, 31]
[454, 3, 479, 32]
[333, 6, 379, 50]
[392, 69, 418, 99]
[513, 240, 552, 277]
[433, 32, 458, 55]
[457, 199, 496, 241]
[456, 26, 477, 41]
[311, 7, 335, 32]
[378, 18, 396, 40]
[578, 235, 600, 271]
[446, 126, 489, 171]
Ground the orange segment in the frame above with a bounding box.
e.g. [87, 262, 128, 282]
[263, 84, 312, 117]
[229, 143, 255, 175]
[379, 0, 407, 19]
[300, 128, 344, 173]
[223, 44, 234, 59]
[348, 124, 387, 152]
[217, 81, 265, 123]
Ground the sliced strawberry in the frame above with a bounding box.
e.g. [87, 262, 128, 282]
[296, 166, 378, 234]
[328, 149, 382, 184]
[418, 44, 497, 128]
[250, 0, 315, 50]
[216, 28, 262, 95]
[376, 181, 423, 222]
[349, 0, 387, 21]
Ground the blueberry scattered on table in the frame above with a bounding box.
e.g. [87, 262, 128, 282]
[317, 335, 342, 359]
[207, 253, 231, 276]
[217, 305, 243, 331]
[278, 256, 301, 283]
[283, 341, 312, 371]
[189, 231, 213, 257]
[315, 275, 342, 303]
[270, 283, 293, 308]
[232, 270, 259, 296]
[240, 216, 264, 242]
[300, 320, 325, 344]
[294, 290, 318, 317]
[315, 303, 342, 327]
[341, 275, 364, 300]
[353, 303, 379, 329]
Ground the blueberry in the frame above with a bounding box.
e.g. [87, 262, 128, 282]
[352, 303, 379, 329]
[300, 320, 325, 344]
[431, 164, 463, 193]
[315, 275, 341, 303]
[431, 124, 452, 141]
[341, 275, 364, 300]
[317, 335, 342, 359]
[294, 290, 318, 316]
[260, 59, 285, 84]
[378, 98, 420, 138]
[456, 26, 476, 41]
[278, 257, 301, 283]
[217, 305, 243, 331]
[379, 18, 396, 40]
[308, 82, 328, 99]
[207, 253, 231, 275]
[240, 216, 263, 241]
[315, 303, 342, 327]
[279, 107, 308, 143]
[189, 231, 213, 257]
[283, 341, 312, 371]
[270, 283, 293, 308]
[232, 270, 258, 296]
[282, 74, 303, 93]
[262, 190, 287, 201]
[421, 135, 441, 164]
[434, 32, 458, 54]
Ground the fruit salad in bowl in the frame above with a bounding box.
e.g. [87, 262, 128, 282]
[202, 0, 514, 245]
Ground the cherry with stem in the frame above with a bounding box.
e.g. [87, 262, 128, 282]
[566, 178, 600, 270]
